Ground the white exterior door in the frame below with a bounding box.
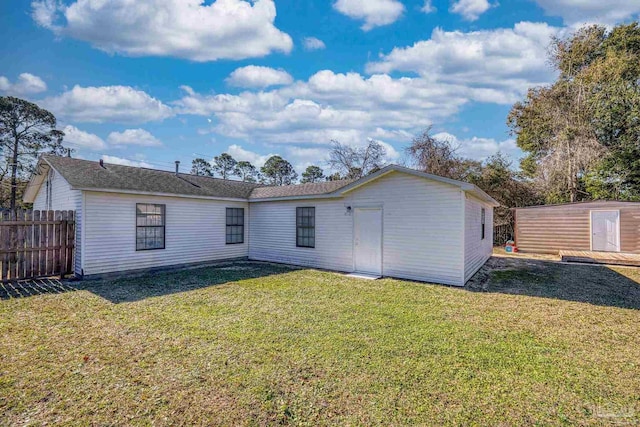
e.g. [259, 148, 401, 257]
[354, 208, 383, 275]
[591, 210, 620, 252]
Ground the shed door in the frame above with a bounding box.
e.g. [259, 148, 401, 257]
[354, 208, 382, 275]
[591, 210, 620, 252]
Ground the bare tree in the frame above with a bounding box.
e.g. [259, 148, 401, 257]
[405, 127, 479, 180]
[328, 139, 387, 179]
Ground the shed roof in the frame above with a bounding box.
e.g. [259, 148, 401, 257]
[513, 201, 640, 210]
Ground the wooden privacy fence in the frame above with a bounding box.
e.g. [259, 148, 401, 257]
[0, 210, 75, 282]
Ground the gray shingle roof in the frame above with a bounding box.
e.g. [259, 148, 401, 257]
[41, 156, 353, 200]
[249, 179, 354, 199]
[36, 156, 498, 206]
[43, 155, 261, 199]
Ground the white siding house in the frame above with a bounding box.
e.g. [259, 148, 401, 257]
[82, 192, 249, 275]
[464, 195, 495, 282]
[250, 172, 471, 285]
[24, 156, 499, 286]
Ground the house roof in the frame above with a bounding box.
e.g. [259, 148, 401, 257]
[23, 156, 499, 207]
[24, 155, 262, 201]
[249, 179, 354, 199]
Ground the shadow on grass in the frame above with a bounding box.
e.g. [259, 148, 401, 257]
[467, 256, 640, 310]
[0, 278, 76, 300]
[76, 261, 298, 304]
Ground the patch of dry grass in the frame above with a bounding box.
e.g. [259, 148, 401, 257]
[1, 261, 639, 425]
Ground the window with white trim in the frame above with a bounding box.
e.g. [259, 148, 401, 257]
[136, 203, 165, 250]
[296, 207, 315, 248]
[481, 207, 486, 240]
[226, 208, 244, 244]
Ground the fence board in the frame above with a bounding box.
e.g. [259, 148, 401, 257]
[46, 210, 54, 276]
[0, 211, 6, 281]
[39, 211, 46, 276]
[24, 210, 32, 279]
[54, 211, 61, 276]
[0, 210, 75, 282]
[33, 211, 40, 277]
[10, 211, 17, 280]
[17, 210, 25, 280]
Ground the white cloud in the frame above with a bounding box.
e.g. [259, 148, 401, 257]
[0, 73, 47, 95]
[421, 1, 436, 14]
[433, 131, 522, 161]
[31, 0, 293, 62]
[171, 23, 567, 157]
[284, 145, 329, 171]
[333, 0, 405, 31]
[303, 37, 326, 51]
[226, 66, 293, 88]
[450, 0, 493, 21]
[366, 22, 560, 103]
[533, 0, 640, 26]
[107, 129, 162, 147]
[101, 155, 153, 168]
[41, 85, 173, 124]
[62, 125, 106, 150]
[174, 70, 475, 149]
[31, 0, 60, 29]
[226, 144, 275, 168]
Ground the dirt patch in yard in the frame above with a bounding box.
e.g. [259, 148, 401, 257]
[467, 254, 640, 310]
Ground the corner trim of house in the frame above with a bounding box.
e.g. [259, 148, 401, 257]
[80, 191, 86, 277]
[460, 191, 467, 285]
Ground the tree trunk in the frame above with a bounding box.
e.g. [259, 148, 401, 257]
[10, 129, 19, 212]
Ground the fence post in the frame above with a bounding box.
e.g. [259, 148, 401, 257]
[60, 211, 67, 279]
[68, 210, 75, 276]
[33, 210, 41, 278]
[10, 210, 17, 280]
[0, 212, 6, 282]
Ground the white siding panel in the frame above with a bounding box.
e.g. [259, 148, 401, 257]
[33, 169, 80, 211]
[250, 171, 465, 286]
[32, 169, 83, 274]
[249, 199, 353, 272]
[464, 195, 494, 282]
[347, 172, 464, 286]
[82, 192, 249, 275]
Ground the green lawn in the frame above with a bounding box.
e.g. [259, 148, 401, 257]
[1, 259, 639, 425]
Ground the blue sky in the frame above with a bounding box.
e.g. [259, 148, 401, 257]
[1, 0, 639, 174]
